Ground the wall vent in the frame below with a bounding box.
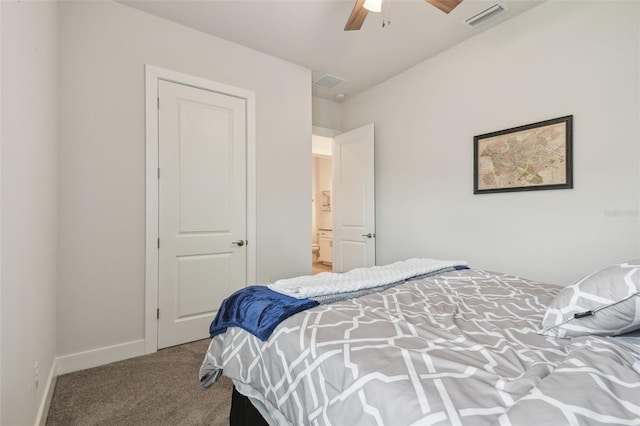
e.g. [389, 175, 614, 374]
[313, 74, 345, 89]
[464, 3, 507, 28]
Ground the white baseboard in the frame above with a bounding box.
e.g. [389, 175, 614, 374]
[32, 340, 147, 425]
[35, 359, 57, 426]
[56, 339, 146, 376]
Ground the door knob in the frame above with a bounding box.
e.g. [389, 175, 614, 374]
[232, 240, 245, 247]
[362, 233, 375, 238]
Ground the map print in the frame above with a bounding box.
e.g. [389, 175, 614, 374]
[477, 122, 567, 191]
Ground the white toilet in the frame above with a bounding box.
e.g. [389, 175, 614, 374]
[312, 243, 320, 262]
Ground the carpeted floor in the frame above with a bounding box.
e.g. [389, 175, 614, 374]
[46, 339, 232, 426]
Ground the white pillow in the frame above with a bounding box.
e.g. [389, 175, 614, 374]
[539, 260, 640, 338]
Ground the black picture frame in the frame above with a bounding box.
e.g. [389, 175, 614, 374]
[473, 115, 573, 194]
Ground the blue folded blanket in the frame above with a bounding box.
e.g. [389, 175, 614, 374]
[209, 285, 319, 341]
[210, 266, 469, 341]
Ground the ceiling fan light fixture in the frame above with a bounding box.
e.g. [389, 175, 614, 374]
[363, 0, 382, 13]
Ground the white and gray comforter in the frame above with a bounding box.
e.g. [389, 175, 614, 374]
[200, 269, 640, 425]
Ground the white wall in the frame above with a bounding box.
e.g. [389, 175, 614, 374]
[57, 1, 311, 357]
[1, 1, 58, 424]
[343, 1, 640, 285]
[312, 96, 343, 131]
[1, 3, 3, 420]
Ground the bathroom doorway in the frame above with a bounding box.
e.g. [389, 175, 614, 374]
[311, 124, 376, 275]
[312, 131, 335, 275]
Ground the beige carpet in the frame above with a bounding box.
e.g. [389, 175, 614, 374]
[46, 339, 232, 426]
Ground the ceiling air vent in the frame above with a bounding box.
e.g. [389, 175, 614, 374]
[313, 74, 345, 89]
[464, 3, 507, 28]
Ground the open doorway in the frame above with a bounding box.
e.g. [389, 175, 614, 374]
[312, 134, 334, 275]
[311, 123, 375, 274]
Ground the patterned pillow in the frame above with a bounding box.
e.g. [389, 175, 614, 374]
[540, 260, 640, 338]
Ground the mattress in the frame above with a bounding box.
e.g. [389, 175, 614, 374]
[200, 269, 640, 425]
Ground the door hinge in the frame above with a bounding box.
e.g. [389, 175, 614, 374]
[157, 308, 160, 319]
[157, 167, 160, 179]
[157, 97, 160, 109]
[157, 238, 160, 249]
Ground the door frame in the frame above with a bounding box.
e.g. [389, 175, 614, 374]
[144, 65, 256, 354]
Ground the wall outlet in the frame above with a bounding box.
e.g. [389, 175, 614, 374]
[33, 362, 39, 392]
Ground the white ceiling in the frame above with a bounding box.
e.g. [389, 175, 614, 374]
[120, 0, 544, 101]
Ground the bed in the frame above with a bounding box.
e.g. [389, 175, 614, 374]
[199, 259, 640, 425]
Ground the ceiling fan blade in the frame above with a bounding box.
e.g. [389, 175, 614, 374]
[344, 0, 369, 31]
[425, 0, 463, 14]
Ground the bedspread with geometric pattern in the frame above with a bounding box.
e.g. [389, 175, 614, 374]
[200, 269, 640, 425]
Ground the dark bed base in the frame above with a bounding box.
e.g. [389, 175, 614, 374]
[230, 386, 270, 426]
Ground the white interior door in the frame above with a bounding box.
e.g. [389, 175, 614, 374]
[158, 80, 247, 349]
[333, 124, 375, 272]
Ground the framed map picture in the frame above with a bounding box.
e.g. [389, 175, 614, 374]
[474, 115, 573, 194]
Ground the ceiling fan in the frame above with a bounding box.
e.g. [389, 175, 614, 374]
[345, 0, 463, 30]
